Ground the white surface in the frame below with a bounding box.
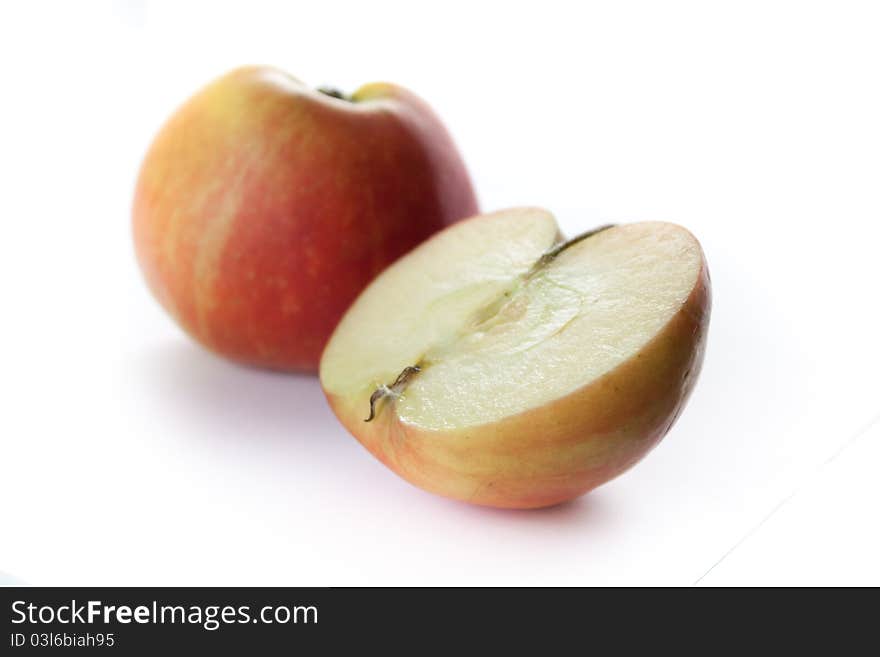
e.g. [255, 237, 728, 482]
[1, 0, 878, 586]
[698, 415, 880, 586]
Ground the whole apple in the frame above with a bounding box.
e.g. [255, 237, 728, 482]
[133, 66, 478, 371]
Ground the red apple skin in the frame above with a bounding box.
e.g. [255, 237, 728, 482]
[133, 66, 478, 371]
[324, 260, 711, 509]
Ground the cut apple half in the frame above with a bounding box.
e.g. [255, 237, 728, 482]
[320, 208, 711, 508]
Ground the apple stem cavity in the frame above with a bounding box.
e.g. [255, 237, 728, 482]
[317, 86, 350, 102]
[365, 365, 422, 422]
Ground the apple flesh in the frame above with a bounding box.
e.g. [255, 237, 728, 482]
[133, 66, 478, 372]
[320, 208, 711, 508]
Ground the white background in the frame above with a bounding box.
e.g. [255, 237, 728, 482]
[1, 0, 878, 586]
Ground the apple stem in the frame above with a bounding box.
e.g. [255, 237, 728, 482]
[317, 86, 350, 102]
[529, 224, 616, 276]
[365, 365, 422, 422]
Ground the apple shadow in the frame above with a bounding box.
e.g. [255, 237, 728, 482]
[450, 488, 615, 529]
[136, 340, 346, 454]
[136, 339, 615, 531]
